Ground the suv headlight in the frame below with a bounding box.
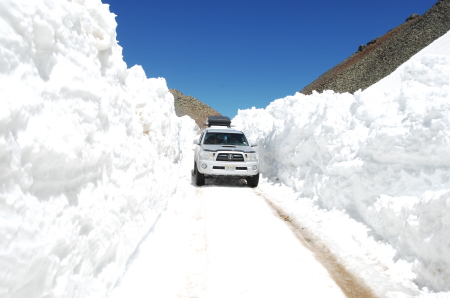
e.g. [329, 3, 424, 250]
[246, 153, 258, 161]
[200, 151, 215, 160]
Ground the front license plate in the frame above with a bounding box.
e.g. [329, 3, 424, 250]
[225, 165, 236, 171]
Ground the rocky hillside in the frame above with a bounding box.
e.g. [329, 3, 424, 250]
[300, 0, 450, 95]
[170, 89, 221, 128]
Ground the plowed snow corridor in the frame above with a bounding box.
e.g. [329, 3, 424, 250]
[110, 173, 375, 298]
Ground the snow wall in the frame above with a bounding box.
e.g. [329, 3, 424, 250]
[234, 31, 450, 292]
[0, 0, 196, 297]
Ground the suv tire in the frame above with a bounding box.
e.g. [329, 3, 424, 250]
[194, 162, 205, 186]
[246, 173, 259, 188]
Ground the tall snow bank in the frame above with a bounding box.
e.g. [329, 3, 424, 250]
[0, 0, 196, 297]
[234, 31, 450, 292]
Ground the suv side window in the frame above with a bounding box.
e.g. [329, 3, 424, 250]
[199, 132, 204, 144]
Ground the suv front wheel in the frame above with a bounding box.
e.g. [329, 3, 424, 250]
[246, 173, 259, 188]
[194, 162, 205, 186]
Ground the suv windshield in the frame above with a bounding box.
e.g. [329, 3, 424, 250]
[203, 132, 249, 146]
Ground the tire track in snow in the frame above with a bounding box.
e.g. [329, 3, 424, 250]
[179, 180, 210, 297]
[256, 190, 378, 298]
[196, 182, 349, 297]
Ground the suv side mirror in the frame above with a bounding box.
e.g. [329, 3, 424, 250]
[251, 142, 258, 147]
[193, 139, 200, 145]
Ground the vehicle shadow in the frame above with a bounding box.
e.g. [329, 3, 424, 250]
[190, 169, 249, 188]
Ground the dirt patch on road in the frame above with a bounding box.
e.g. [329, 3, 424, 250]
[261, 196, 378, 298]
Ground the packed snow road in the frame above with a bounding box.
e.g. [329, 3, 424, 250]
[109, 171, 376, 298]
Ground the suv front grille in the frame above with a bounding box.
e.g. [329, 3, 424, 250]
[216, 153, 244, 162]
[213, 166, 247, 170]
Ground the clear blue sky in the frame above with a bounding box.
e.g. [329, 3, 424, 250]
[104, 0, 435, 118]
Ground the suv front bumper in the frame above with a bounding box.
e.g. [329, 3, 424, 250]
[196, 159, 259, 177]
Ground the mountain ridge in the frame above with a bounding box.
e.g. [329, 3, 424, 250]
[170, 89, 221, 128]
[300, 0, 450, 95]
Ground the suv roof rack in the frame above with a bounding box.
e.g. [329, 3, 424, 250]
[205, 116, 231, 127]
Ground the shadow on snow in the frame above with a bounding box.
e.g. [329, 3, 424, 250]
[190, 170, 249, 188]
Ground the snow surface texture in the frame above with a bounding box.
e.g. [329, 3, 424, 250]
[0, 0, 197, 297]
[234, 30, 450, 293]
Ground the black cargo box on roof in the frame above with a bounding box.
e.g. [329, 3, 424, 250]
[206, 116, 231, 127]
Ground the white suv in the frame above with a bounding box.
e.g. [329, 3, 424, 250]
[193, 116, 259, 187]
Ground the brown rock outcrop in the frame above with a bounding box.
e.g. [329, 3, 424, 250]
[170, 89, 221, 128]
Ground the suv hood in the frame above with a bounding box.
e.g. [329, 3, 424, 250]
[203, 144, 256, 153]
